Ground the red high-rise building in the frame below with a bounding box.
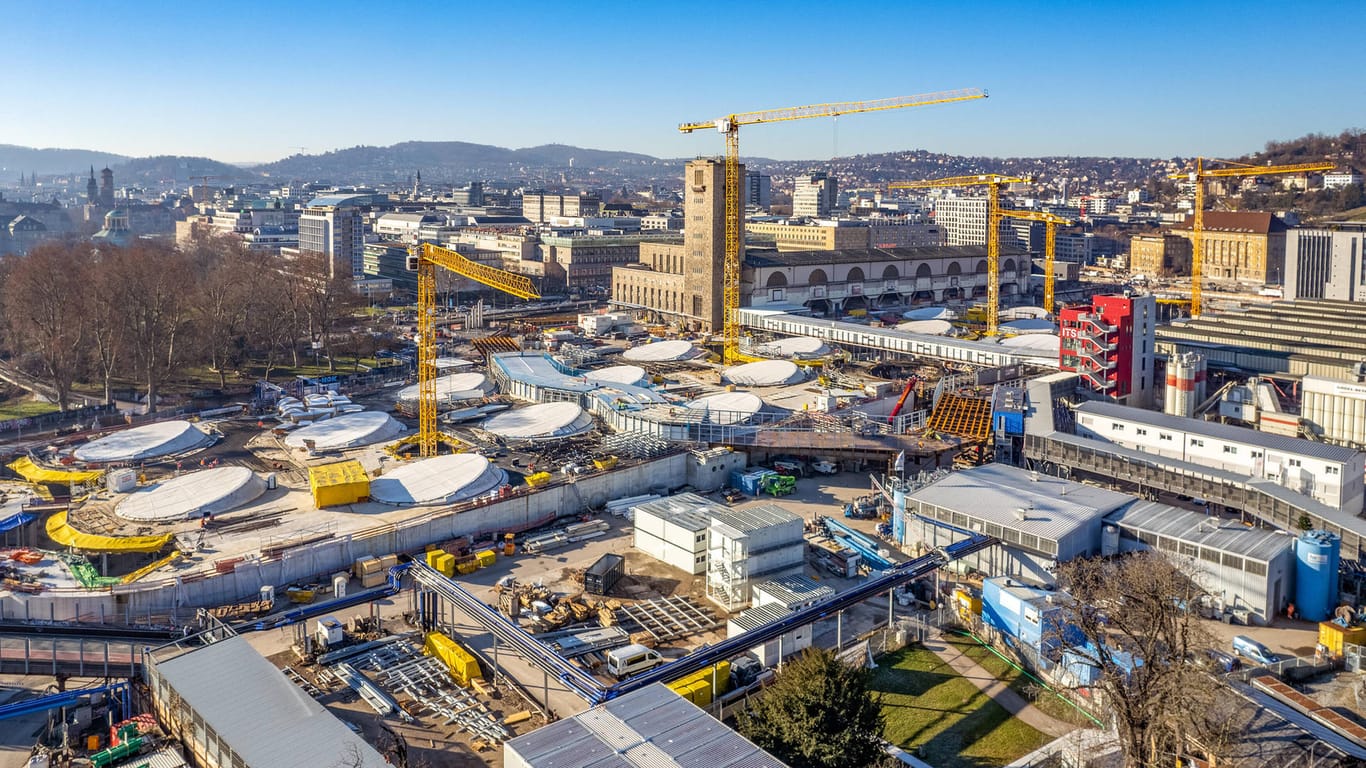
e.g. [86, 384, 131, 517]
[1058, 294, 1156, 407]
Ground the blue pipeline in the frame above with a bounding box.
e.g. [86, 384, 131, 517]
[240, 564, 410, 633]
[0, 681, 132, 723]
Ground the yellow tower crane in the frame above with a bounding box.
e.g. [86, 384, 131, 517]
[678, 88, 988, 363]
[1169, 158, 1333, 317]
[889, 174, 1033, 337]
[997, 209, 1074, 316]
[407, 242, 540, 457]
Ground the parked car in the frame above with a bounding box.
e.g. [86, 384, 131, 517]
[1231, 635, 1280, 666]
[1200, 648, 1241, 673]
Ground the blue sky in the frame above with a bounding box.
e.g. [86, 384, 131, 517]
[2, 0, 1361, 163]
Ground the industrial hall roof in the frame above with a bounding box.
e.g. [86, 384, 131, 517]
[744, 244, 1026, 268]
[151, 636, 389, 768]
[908, 463, 1131, 543]
[1074, 400, 1360, 462]
[504, 683, 787, 767]
[1106, 500, 1294, 564]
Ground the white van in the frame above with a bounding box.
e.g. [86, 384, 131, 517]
[606, 643, 663, 679]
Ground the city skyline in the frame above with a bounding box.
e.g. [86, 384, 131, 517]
[1, 0, 1361, 165]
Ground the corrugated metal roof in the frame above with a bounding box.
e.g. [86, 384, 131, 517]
[710, 504, 801, 534]
[908, 464, 1128, 543]
[1106, 500, 1294, 563]
[152, 636, 388, 768]
[633, 493, 724, 533]
[729, 603, 792, 632]
[111, 746, 188, 768]
[1074, 400, 1360, 462]
[506, 684, 787, 767]
[751, 574, 834, 608]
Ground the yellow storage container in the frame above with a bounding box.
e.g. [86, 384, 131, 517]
[475, 550, 497, 568]
[425, 631, 483, 686]
[425, 549, 447, 569]
[308, 460, 370, 508]
[1319, 621, 1366, 657]
[667, 660, 730, 702]
[456, 560, 478, 575]
[593, 456, 619, 471]
[435, 553, 457, 578]
[525, 471, 552, 488]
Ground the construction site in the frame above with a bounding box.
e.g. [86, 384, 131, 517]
[0, 95, 1364, 768]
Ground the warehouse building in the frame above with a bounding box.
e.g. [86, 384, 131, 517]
[504, 683, 786, 767]
[1156, 299, 1366, 379]
[901, 464, 1132, 584]
[1073, 400, 1366, 513]
[1105, 501, 1295, 624]
[144, 636, 388, 768]
[1301, 374, 1366, 450]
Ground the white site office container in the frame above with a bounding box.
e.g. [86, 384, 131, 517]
[631, 494, 716, 576]
[727, 603, 811, 666]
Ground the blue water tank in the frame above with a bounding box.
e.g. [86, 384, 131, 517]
[1295, 530, 1341, 622]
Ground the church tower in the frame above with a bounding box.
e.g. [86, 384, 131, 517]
[86, 167, 98, 205]
[99, 167, 114, 207]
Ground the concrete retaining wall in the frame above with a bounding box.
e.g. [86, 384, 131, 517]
[2, 453, 688, 620]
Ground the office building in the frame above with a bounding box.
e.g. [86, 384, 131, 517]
[792, 172, 837, 218]
[934, 196, 988, 246]
[299, 194, 369, 279]
[1170, 212, 1288, 285]
[1059, 294, 1156, 407]
[745, 171, 771, 211]
[1128, 233, 1193, 277]
[1284, 223, 1366, 301]
[522, 192, 601, 223]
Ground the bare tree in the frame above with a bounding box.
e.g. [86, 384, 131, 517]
[81, 249, 127, 405]
[2, 241, 92, 410]
[188, 234, 270, 388]
[108, 242, 197, 413]
[287, 251, 363, 372]
[1055, 552, 1227, 768]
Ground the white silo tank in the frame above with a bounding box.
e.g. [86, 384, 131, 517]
[1164, 352, 1206, 418]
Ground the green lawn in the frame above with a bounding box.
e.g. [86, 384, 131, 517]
[943, 634, 1100, 728]
[0, 399, 60, 420]
[871, 645, 1051, 768]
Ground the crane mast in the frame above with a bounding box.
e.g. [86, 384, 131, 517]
[998, 209, 1073, 316]
[889, 174, 1032, 337]
[408, 243, 540, 457]
[1169, 157, 1333, 317]
[680, 89, 987, 363]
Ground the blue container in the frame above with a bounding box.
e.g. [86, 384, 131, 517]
[729, 469, 775, 497]
[1295, 530, 1341, 622]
